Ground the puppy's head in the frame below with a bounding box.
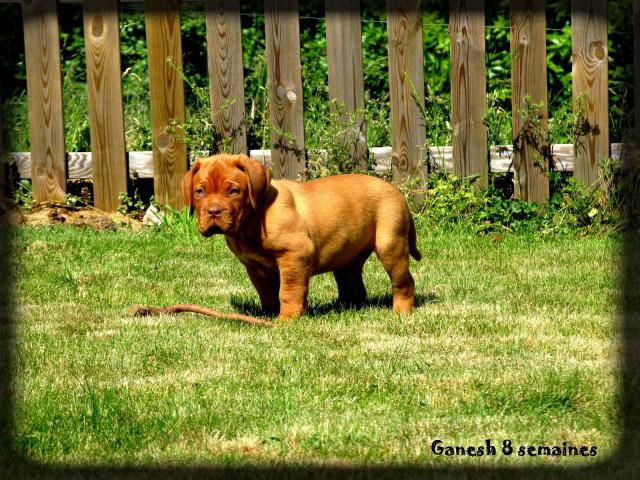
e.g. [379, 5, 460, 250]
[182, 154, 272, 237]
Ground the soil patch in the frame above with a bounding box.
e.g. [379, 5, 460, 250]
[7, 202, 143, 231]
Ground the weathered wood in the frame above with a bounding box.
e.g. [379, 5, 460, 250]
[325, 0, 367, 168]
[127, 151, 152, 178]
[386, 0, 426, 182]
[12, 151, 148, 179]
[21, 0, 66, 202]
[83, 0, 128, 211]
[19, 143, 636, 180]
[510, 0, 549, 203]
[489, 144, 576, 172]
[264, 0, 305, 179]
[144, 0, 187, 208]
[205, 0, 247, 154]
[449, 0, 488, 187]
[571, 0, 608, 186]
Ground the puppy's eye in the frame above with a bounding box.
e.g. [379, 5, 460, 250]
[195, 187, 205, 197]
[229, 188, 240, 197]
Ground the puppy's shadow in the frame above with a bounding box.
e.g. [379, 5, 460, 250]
[229, 291, 438, 319]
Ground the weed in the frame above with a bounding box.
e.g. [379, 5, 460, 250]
[484, 90, 512, 146]
[12, 179, 33, 210]
[571, 93, 602, 157]
[117, 190, 146, 218]
[304, 102, 374, 180]
[513, 96, 552, 172]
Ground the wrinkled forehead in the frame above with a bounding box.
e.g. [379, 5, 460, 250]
[194, 157, 245, 190]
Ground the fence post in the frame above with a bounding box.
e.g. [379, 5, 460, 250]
[571, 0, 608, 186]
[326, 0, 367, 169]
[387, 0, 426, 183]
[264, 0, 305, 179]
[144, 0, 187, 209]
[21, 0, 66, 202]
[205, 0, 247, 154]
[83, 0, 128, 212]
[510, 0, 549, 203]
[449, 0, 487, 187]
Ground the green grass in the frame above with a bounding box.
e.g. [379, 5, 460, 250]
[11, 223, 621, 467]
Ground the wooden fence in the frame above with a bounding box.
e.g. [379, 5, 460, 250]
[0, 0, 631, 211]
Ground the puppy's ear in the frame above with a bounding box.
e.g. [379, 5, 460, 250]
[182, 160, 201, 214]
[236, 154, 272, 209]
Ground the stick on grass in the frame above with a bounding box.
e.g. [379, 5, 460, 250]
[127, 304, 275, 328]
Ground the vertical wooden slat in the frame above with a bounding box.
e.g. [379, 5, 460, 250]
[205, 0, 247, 154]
[21, 0, 66, 202]
[83, 0, 127, 211]
[144, 0, 187, 208]
[264, 0, 305, 179]
[387, 0, 426, 182]
[510, 0, 549, 203]
[325, 0, 367, 168]
[449, 0, 487, 187]
[571, 0, 608, 186]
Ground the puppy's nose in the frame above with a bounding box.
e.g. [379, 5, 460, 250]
[207, 204, 224, 218]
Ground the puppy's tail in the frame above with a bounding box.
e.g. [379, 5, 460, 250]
[408, 215, 422, 261]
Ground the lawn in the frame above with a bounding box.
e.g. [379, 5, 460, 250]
[10, 222, 620, 467]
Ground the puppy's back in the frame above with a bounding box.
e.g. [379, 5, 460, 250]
[271, 175, 412, 264]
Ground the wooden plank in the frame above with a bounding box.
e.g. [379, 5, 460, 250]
[128, 151, 154, 178]
[20, 143, 634, 180]
[12, 151, 149, 179]
[21, 0, 66, 202]
[571, 0, 608, 186]
[205, 0, 247, 154]
[386, 0, 426, 182]
[264, 0, 305, 180]
[66, 152, 93, 178]
[83, 0, 128, 211]
[449, 0, 488, 187]
[489, 144, 576, 172]
[510, 0, 549, 203]
[144, 0, 187, 208]
[325, 0, 367, 168]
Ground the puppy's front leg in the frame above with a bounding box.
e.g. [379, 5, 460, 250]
[245, 265, 280, 314]
[276, 254, 312, 319]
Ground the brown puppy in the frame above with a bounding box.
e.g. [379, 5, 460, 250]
[182, 153, 421, 319]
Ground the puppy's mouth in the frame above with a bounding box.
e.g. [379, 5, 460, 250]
[200, 224, 224, 237]
[198, 214, 235, 237]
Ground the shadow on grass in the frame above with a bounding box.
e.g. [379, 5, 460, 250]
[229, 291, 439, 319]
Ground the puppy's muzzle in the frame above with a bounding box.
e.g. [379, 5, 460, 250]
[207, 204, 224, 219]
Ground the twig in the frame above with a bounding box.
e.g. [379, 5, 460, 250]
[127, 304, 275, 328]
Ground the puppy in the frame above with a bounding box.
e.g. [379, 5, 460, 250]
[182, 154, 421, 319]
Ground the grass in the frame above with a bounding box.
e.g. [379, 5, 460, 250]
[11, 222, 621, 467]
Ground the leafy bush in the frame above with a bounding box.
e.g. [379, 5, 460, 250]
[405, 161, 627, 236]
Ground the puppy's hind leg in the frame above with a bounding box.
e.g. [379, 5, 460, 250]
[333, 250, 371, 308]
[375, 240, 415, 314]
[334, 268, 366, 308]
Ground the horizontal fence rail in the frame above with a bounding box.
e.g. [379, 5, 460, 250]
[1, 0, 626, 211]
[8, 143, 631, 180]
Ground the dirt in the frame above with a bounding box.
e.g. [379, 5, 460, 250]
[6, 202, 144, 231]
